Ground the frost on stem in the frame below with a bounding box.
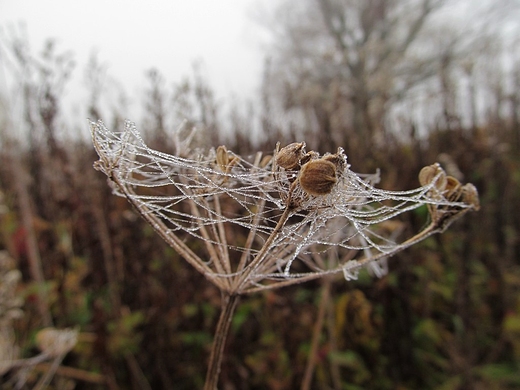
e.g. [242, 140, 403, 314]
[90, 120, 479, 294]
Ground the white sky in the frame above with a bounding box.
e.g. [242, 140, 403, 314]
[0, 0, 277, 131]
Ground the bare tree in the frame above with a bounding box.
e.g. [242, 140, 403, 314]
[264, 0, 450, 150]
[142, 68, 169, 150]
[264, 0, 520, 151]
[84, 52, 108, 122]
[176, 65, 224, 149]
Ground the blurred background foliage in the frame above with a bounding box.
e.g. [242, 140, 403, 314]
[0, 0, 519, 388]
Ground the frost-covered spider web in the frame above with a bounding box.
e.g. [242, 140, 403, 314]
[91, 120, 474, 294]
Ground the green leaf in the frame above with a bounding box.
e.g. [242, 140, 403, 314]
[180, 331, 212, 346]
[504, 314, 520, 333]
[473, 363, 520, 385]
[414, 318, 442, 344]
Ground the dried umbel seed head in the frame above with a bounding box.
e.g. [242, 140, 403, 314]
[276, 142, 305, 170]
[419, 165, 480, 211]
[299, 159, 338, 196]
[418, 163, 480, 228]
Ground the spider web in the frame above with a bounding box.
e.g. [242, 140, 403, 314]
[90, 120, 471, 293]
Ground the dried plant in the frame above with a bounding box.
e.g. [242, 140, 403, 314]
[0, 251, 79, 389]
[90, 120, 479, 389]
[0, 194, 78, 388]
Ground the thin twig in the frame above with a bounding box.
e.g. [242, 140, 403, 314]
[235, 196, 267, 273]
[236, 150, 272, 274]
[301, 277, 331, 390]
[231, 204, 293, 292]
[241, 218, 459, 294]
[10, 153, 52, 327]
[33, 354, 64, 390]
[114, 176, 222, 288]
[34, 363, 106, 384]
[187, 195, 229, 286]
[125, 353, 152, 390]
[212, 195, 232, 275]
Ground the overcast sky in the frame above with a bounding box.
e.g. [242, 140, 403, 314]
[0, 0, 278, 128]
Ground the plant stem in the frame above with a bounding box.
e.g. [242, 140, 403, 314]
[301, 278, 331, 390]
[204, 293, 240, 390]
[232, 204, 293, 292]
[12, 155, 52, 327]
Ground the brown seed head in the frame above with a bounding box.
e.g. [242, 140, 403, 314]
[216, 145, 229, 171]
[322, 148, 347, 172]
[444, 176, 462, 202]
[419, 163, 447, 190]
[300, 150, 320, 165]
[299, 159, 337, 196]
[276, 142, 305, 170]
[461, 183, 480, 210]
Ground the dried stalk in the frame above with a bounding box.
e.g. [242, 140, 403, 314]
[204, 293, 240, 390]
[34, 363, 107, 385]
[301, 277, 331, 390]
[90, 120, 480, 389]
[10, 151, 52, 327]
[33, 354, 65, 390]
[231, 204, 293, 292]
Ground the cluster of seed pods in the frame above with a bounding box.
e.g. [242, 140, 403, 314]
[274, 142, 347, 207]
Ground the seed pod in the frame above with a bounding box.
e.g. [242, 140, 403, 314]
[216, 145, 229, 171]
[216, 145, 239, 179]
[299, 159, 337, 196]
[461, 183, 480, 210]
[276, 142, 305, 170]
[444, 176, 462, 202]
[419, 163, 447, 190]
[322, 148, 347, 172]
[300, 150, 319, 166]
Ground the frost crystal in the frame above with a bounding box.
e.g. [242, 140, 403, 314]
[91, 120, 479, 294]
